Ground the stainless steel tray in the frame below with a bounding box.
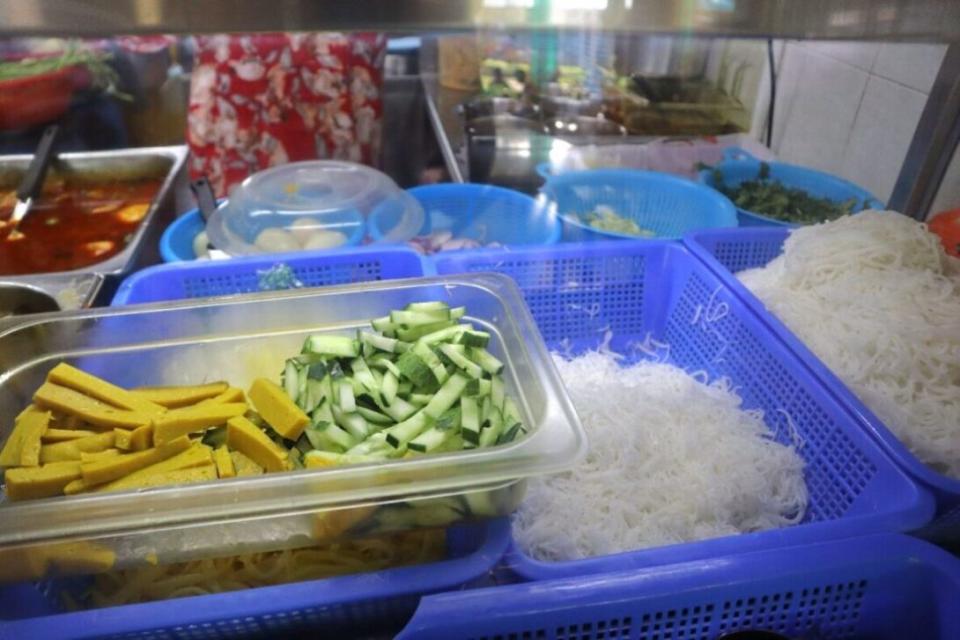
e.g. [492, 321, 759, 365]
[0, 145, 188, 310]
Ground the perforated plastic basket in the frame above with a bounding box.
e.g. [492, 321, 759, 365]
[0, 520, 510, 640]
[112, 246, 425, 305]
[685, 226, 960, 542]
[698, 148, 885, 227]
[539, 169, 737, 241]
[433, 241, 933, 580]
[369, 183, 561, 247]
[397, 534, 960, 640]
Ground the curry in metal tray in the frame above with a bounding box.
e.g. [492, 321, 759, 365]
[0, 177, 161, 275]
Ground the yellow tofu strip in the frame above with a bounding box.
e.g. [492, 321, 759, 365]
[17, 409, 51, 467]
[229, 450, 264, 476]
[199, 387, 246, 405]
[47, 363, 166, 416]
[99, 464, 217, 492]
[79, 449, 121, 463]
[98, 443, 213, 492]
[42, 428, 99, 443]
[34, 383, 151, 430]
[131, 382, 229, 408]
[248, 378, 309, 441]
[213, 446, 235, 478]
[80, 436, 191, 486]
[5, 461, 82, 501]
[0, 405, 43, 467]
[114, 424, 153, 451]
[226, 416, 291, 473]
[63, 476, 104, 495]
[40, 432, 116, 464]
[151, 403, 248, 444]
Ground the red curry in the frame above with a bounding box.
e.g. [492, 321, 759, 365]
[0, 179, 160, 275]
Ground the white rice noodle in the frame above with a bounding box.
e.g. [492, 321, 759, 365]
[738, 211, 960, 478]
[513, 352, 808, 562]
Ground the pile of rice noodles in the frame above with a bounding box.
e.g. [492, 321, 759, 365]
[513, 351, 808, 562]
[739, 211, 960, 478]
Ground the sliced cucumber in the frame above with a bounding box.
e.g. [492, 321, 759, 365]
[439, 343, 484, 379]
[380, 396, 418, 422]
[468, 347, 504, 376]
[424, 373, 469, 419]
[396, 320, 454, 342]
[461, 396, 480, 448]
[303, 334, 360, 358]
[283, 360, 300, 402]
[405, 301, 450, 312]
[408, 426, 451, 453]
[464, 378, 492, 397]
[356, 405, 392, 425]
[458, 330, 490, 349]
[390, 308, 450, 326]
[479, 407, 504, 448]
[384, 410, 433, 448]
[338, 380, 356, 413]
[360, 331, 399, 354]
[381, 370, 399, 405]
[491, 376, 505, 412]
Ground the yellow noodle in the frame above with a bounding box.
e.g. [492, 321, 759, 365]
[71, 529, 445, 609]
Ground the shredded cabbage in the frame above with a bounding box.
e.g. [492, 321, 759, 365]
[513, 352, 808, 562]
[739, 211, 960, 478]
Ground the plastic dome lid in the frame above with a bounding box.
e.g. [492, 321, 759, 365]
[205, 161, 423, 256]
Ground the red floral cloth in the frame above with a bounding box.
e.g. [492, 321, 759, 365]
[187, 33, 385, 197]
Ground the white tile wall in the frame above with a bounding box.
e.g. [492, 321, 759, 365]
[839, 77, 927, 203]
[872, 43, 947, 94]
[766, 40, 947, 207]
[775, 45, 869, 174]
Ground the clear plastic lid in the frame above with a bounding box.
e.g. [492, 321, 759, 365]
[205, 161, 424, 255]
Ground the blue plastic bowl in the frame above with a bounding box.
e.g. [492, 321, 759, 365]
[369, 183, 560, 247]
[160, 204, 366, 263]
[540, 168, 738, 242]
[699, 147, 885, 227]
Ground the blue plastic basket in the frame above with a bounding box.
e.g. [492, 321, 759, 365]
[698, 148, 885, 227]
[0, 520, 510, 640]
[112, 246, 425, 305]
[160, 206, 366, 263]
[539, 169, 737, 242]
[369, 183, 561, 247]
[433, 241, 932, 580]
[685, 226, 960, 542]
[397, 533, 960, 640]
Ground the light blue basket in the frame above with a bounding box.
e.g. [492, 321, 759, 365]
[539, 169, 737, 241]
[434, 241, 932, 581]
[398, 534, 960, 640]
[685, 226, 960, 542]
[160, 205, 366, 263]
[0, 520, 511, 640]
[369, 183, 560, 247]
[698, 147, 885, 227]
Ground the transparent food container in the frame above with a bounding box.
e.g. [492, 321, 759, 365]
[205, 160, 424, 255]
[0, 273, 585, 582]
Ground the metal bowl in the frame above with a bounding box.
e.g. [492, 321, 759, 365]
[0, 282, 59, 318]
[459, 97, 539, 120]
[540, 95, 603, 119]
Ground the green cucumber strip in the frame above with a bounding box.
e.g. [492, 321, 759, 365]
[382, 370, 399, 405]
[381, 396, 418, 422]
[332, 406, 371, 440]
[449, 306, 466, 320]
[491, 376, 505, 412]
[497, 422, 525, 445]
[407, 393, 432, 407]
[346, 432, 394, 457]
[462, 490, 499, 517]
[424, 373, 469, 419]
[201, 425, 227, 449]
[407, 426, 451, 453]
[468, 347, 504, 376]
[503, 397, 522, 425]
[458, 330, 490, 349]
[356, 405, 392, 425]
[307, 362, 328, 380]
[479, 407, 504, 447]
[405, 301, 450, 312]
[464, 378, 492, 397]
[296, 366, 309, 408]
[302, 379, 325, 413]
[312, 396, 334, 424]
[283, 360, 300, 402]
[417, 324, 467, 346]
[481, 395, 492, 424]
[306, 420, 355, 452]
[338, 381, 356, 413]
[360, 331, 399, 353]
[390, 308, 450, 326]
[397, 320, 454, 342]
[439, 343, 484, 379]
[397, 350, 439, 392]
[371, 315, 395, 332]
[461, 396, 480, 447]
[396, 381, 413, 396]
[385, 411, 433, 448]
[435, 406, 461, 431]
[303, 334, 359, 358]
[350, 358, 379, 394]
[436, 433, 464, 452]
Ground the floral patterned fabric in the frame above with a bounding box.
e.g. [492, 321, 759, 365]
[187, 33, 385, 197]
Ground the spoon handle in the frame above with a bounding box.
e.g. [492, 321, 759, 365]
[16, 125, 59, 202]
[190, 176, 218, 222]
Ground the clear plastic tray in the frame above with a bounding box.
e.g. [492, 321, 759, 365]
[0, 273, 585, 582]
